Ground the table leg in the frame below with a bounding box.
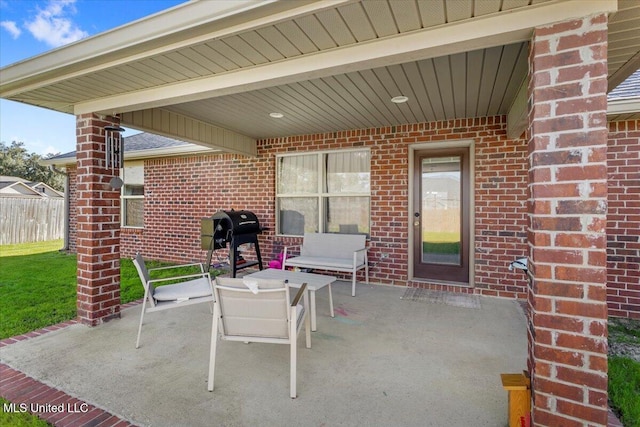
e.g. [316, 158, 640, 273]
[310, 290, 317, 331]
[303, 288, 313, 332]
[328, 283, 334, 318]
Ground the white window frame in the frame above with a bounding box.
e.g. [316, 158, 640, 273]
[275, 148, 371, 236]
[121, 162, 144, 229]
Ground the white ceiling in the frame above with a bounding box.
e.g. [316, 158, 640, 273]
[1, 0, 639, 147]
[165, 42, 529, 139]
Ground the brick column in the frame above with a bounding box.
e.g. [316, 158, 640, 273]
[76, 113, 122, 325]
[528, 14, 609, 426]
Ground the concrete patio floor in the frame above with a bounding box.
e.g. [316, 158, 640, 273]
[1, 281, 528, 427]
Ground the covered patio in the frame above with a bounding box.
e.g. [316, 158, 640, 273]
[1, 282, 527, 426]
[2, 1, 640, 425]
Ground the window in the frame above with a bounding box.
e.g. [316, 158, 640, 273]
[121, 163, 144, 228]
[276, 149, 370, 236]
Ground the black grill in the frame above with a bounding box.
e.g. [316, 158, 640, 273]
[201, 210, 264, 277]
[213, 210, 260, 237]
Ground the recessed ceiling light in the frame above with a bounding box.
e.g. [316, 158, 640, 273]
[391, 95, 409, 104]
[269, 112, 284, 118]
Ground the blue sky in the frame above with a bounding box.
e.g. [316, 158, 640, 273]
[0, 0, 186, 156]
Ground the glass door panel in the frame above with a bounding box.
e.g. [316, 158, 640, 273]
[421, 156, 461, 265]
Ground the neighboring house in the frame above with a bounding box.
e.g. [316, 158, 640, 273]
[0, 176, 64, 244]
[0, 176, 63, 198]
[0, 177, 42, 198]
[44, 132, 217, 239]
[5, 1, 640, 425]
[28, 182, 64, 198]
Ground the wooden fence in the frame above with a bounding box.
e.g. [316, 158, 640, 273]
[0, 197, 64, 245]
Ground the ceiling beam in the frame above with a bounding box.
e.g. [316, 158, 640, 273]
[507, 77, 529, 139]
[608, 51, 640, 92]
[120, 108, 257, 157]
[75, 0, 618, 116]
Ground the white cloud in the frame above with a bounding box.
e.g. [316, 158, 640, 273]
[0, 20, 21, 38]
[25, 0, 88, 48]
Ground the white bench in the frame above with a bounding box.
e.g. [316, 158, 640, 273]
[282, 233, 369, 296]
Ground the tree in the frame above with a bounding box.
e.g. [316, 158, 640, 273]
[0, 141, 65, 191]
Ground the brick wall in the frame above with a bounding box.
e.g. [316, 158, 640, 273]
[113, 117, 530, 298]
[65, 116, 639, 320]
[75, 113, 122, 326]
[607, 119, 640, 319]
[527, 15, 609, 426]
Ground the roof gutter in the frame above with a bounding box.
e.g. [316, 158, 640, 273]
[607, 97, 640, 116]
[40, 144, 221, 167]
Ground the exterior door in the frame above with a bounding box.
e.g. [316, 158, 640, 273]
[413, 148, 470, 283]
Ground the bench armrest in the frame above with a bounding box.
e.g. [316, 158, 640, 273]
[352, 246, 368, 265]
[282, 244, 301, 269]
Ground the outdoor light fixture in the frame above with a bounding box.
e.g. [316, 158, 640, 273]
[269, 112, 284, 118]
[391, 95, 409, 104]
[104, 125, 125, 190]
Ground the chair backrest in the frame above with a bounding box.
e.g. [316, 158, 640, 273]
[214, 277, 290, 340]
[133, 253, 156, 308]
[301, 232, 366, 263]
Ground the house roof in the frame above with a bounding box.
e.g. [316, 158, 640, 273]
[1, 0, 639, 154]
[0, 176, 64, 197]
[607, 69, 640, 121]
[0, 180, 43, 198]
[42, 132, 217, 167]
[27, 182, 64, 198]
[609, 69, 640, 100]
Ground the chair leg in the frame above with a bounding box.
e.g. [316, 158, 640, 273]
[290, 309, 297, 399]
[135, 297, 149, 349]
[208, 303, 220, 392]
[365, 252, 369, 284]
[305, 307, 311, 349]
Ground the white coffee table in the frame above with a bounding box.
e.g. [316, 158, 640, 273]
[244, 268, 335, 331]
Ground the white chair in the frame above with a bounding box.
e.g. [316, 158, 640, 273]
[208, 277, 311, 398]
[133, 252, 214, 348]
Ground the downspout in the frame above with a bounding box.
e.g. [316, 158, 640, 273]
[49, 165, 70, 251]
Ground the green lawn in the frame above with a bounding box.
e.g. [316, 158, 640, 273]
[422, 231, 460, 255]
[0, 398, 51, 426]
[0, 240, 210, 340]
[0, 240, 77, 338]
[609, 356, 640, 427]
[608, 318, 640, 427]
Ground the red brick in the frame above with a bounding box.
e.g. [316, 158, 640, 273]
[535, 313, 584, 332]
[555, 332, 607, 354]
[533, 409, 583, 427]
[535, 376, 583, 402]
[535, 344, 585, 367]
[555, 266, 606, 284]
[555, 300, 607, 318]
[556, 400, 608, 425]
[556, 365, 607, 390]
